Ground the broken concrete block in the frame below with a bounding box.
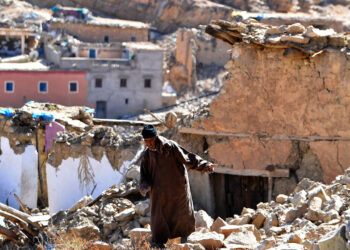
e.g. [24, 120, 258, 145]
[187, 231, 224, 250]
[195, 210, 214, 229]
[280, 35, 310, 44]
[284, 208, 299, 223]
[238, 214, 252, 225]
[126, 165, 140, 181]
[267, 226, 286, 236]
[276, 194, 289, 204]
[223, 229, 258, 249]
[219, 224, 261, 241]
[68, 196, 93, 213]
[294, 178, 315, 193]
[266, 36, 281, 44]
[122, 220, 141, 237]
[317, 224, 347, 250]
[287, 233, 303, 244]
[138, 216, 151, 226]
[258, 236, 277, 249]
[291, 190, 307, 207]
[285, 23, 306, 34]
[175, 243, 207, 250]
[241, 207, 255, 215]
[266, 27, 284, 35]
[305, 26, 336, 38]
[210, 217, 227, 233]
[252, 210, 267, 229]
[103, 203, 116, 216]
[323, 209, 340, 223]
[263, 213, 279, 232]
[129, 228, 152, 247]
[306, 197, 325, 222]
[91, 241, 111, 250]
[170, 243, 205, 250]
[69, 222, 101, 239]
[328, 35, 347, 47]
[308, 186, 330, 203]
[114, 208, 135, 222]
[135, 199, 150, 216]
[273, 243, 304, 249]
[323, 195, 344, 213]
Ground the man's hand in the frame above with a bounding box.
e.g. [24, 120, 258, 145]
[140, 186, 151, 197]
[206, 164, 218, 174]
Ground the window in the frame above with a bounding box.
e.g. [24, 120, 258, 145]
[38, 82, 48, 93]
[69, 82, 78, 93]
[125, 98, 128, 104]
[95, 78, 102, 88]
[4, 81, 14, 93]
[144, 79, 152, 88]
[120, 78, 127, 88]
[131, 36, 136, 42]
[104, 36, 109, 43]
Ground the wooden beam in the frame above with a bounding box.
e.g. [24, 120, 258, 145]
[214, 166, 289, 178]
[179, 127, 256, 138]
[0, 225, 17, 242]
[268, 177, 273, 202]
[0, 202, 42, 229]
[14, 194, 30, 215]
[0, 210, 37, 237]
[21, 33, 25, 55]
[93, 118, 161, 126]
[179, 127, 350, 142]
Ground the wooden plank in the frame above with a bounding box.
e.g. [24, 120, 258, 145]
[14, 194, 30, 215]
[0, 202, 42, 229]
[0, 210, 37, 237]
[93, 118, 161, 127]
[0, 225, 17, 242]
[179, 127, 350, 142]
[214, 166, 289, 178]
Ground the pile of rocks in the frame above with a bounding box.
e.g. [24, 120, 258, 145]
[3, 166, 350, 249]
[47, 165, 151, 249]
[206, 19, 350, 54]
[132, 169, 350, 249]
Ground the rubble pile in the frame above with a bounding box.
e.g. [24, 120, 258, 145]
[2, 165, 350, 249]
[206, 19, 350, 54]
[130, 169, 350, 249]
[49, 168, 147, 249]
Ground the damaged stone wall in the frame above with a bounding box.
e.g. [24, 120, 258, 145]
[197, 22, 350, 186]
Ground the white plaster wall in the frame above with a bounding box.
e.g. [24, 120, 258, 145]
[0, 137, 38, 209]
[21, 146, 38, 209]
[47, 154, 124, 214]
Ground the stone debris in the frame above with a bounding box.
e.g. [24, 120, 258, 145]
[2, 167, 350, 249]
[205, 19, 350, 54]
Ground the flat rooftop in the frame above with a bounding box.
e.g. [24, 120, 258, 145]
[123, 42, 163, 51]
[51, 16, 150, 29]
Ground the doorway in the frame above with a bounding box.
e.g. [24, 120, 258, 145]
[212, 173, 268, 219]
[96, 101, 107, 118]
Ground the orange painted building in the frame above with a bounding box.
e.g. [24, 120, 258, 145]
[0, 70, 93, 108]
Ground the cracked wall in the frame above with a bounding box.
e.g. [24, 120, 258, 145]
[195, 43, 350, 184]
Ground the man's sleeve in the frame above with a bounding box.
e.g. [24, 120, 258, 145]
[173, 143, 212, 172]
[140, 151, 152, 189]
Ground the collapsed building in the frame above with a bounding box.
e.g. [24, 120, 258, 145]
[168, 18, 350, 219]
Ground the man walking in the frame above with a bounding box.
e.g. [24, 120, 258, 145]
[139, 124, 217, 248]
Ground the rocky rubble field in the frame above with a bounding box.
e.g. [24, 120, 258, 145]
[2, 166, 350, 249]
